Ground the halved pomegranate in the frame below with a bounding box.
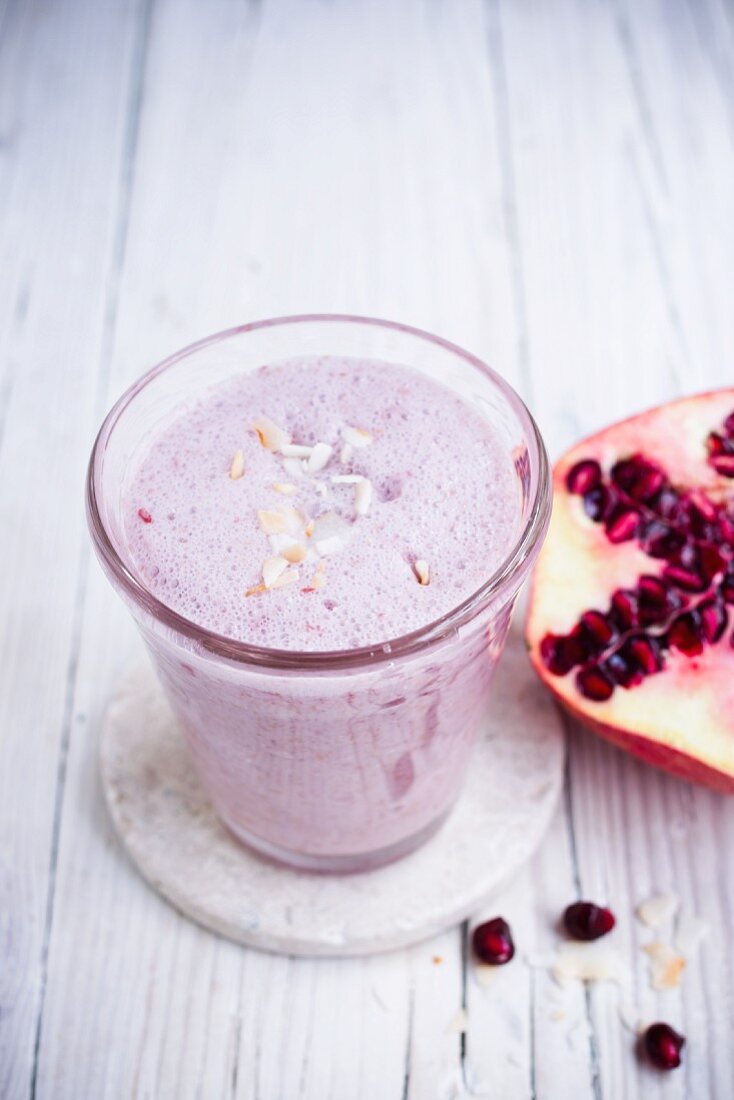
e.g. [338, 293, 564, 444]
[526, 390, 734, 793]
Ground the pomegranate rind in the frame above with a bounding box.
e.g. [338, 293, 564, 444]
[526, 390, 734, 793]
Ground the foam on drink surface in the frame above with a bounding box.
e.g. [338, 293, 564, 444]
[123, 357, 521, 650]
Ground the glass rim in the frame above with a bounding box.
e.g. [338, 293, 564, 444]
[86, 314, 551, 671]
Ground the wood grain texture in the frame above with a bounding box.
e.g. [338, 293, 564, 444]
[1, 0, 732, 1097]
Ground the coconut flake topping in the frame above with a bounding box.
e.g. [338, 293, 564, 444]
[342, 426, 372, 449]
[262, 556, 289, 588]
[229, 449, 245, 480]
[307, 442, 333, 474]
[252, 416, 289, 453]
[414, 559, 430, 586]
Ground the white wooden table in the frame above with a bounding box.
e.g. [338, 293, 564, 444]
[3, 1, 733, 1096]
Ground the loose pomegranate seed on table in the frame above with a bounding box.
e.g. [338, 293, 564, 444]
[563, 901, 616, 941]
[642, 1022, 685, 1070]
[472, 917, 515, 965]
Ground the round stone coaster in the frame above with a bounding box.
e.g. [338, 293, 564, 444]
[101, 629, 564, 956]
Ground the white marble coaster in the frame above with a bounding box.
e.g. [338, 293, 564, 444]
[100, 629, 564, 956]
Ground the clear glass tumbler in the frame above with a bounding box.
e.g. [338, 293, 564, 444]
[87, 316, 551, 872]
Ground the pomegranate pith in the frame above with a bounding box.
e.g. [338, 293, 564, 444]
[472, 917, 515, 965]
[526, 389, 734, 793]
[642, 1022, 685, 1070]
[563, 901, 615, 940]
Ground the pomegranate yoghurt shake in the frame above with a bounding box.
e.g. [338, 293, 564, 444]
[120, 355, 525, 868]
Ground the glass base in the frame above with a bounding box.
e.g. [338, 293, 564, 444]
[222, 808, 453, 874]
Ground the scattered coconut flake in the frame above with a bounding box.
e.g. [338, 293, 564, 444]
[269, 533, 298, 555]
[307, 442, 333, 473]
[272, 482, 296, 496]
[637, 893, 680, 929]
[282, 542, 307, 564]
[315, 534, 345, 557]
[258, 507, 302, 536]
[270, 568, 299, 590]
[281, 443, 313, 459]
[229, 449, 245, 480]
[446, 1008, 468, 1035]
[331, 474, 363, 484]
[339, 443, 354, 465]
[282, 457, 304, 479]
[342, 426, 372, 449]
[675, 911, 710, 957]
[550, 942, 629, 985]
[245, 583, 266, 597]
[618, 1001, 644, 1034]
[310, 572, 325, 590]
[643, 941, 686, 990]
[258, 509, 288, 535]
[355, 478, 373, 516]
[414, 559, 430, 586]
[252, 416, 289, 452]
[432, 955, 443, 965]
[262, 556, 288, 588]
[304, 519, 315, 538]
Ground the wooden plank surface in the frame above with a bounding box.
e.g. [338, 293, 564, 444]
[1, 0, 733, 1097]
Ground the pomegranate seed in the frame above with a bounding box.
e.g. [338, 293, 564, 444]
[563, 901, 616, 941]
[663, 564, 707, 593]
[566, 459, 602, 495]
[605, 651, 643, 688]
[699, 542, 727, 581]
[611, 588, 640, 628]
[646, 529, 685, 560]
[625, 634, 664, 675]
[724, 410, 734, 437]
[651, 486, 680, 518]
[540, 632, 585, 675]
[580, 610, 615, 650]
[718, 512, 734, 543]
[606, 508, 641, 543]
[643, 1022, 685, 1071]
[723, 570, 734, 604]
[699, 597, 728, 643]
[711, 454, 734, 477]
[576, 663, 614, 701]
[472, 917, 515, 965]
[611, 454, 664, 500]
[707, 431, 734, 457]
[687, 489, 718, 523]
[676, 540, 700, 568]
[583, 485, 615, 522]
[667, 611, 704, 656]
[635, 468, 665, 500]
[137, 508, 152, 524]
[638, 575, 680, 624]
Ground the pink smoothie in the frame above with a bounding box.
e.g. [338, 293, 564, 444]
[124, 357, 519, 649]
[120, 356, 523, 868]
